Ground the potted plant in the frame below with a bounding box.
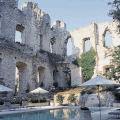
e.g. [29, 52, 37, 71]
[79, 107, 92, 120]
[4, 99, 11, 108]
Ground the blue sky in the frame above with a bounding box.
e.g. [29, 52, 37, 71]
[16, 0, 114, 55]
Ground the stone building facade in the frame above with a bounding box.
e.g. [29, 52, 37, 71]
[0, 0, 76, 96]
[0, 0, 120, 96]
[70, 20, 120, 84]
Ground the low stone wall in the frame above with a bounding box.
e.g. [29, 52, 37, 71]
[54, 91, 116, 107]
[28, 102, 49, 106]
[54, 93, 81, 106]
[113, 103, 120, 107]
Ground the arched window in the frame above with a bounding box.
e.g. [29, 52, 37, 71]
[37, 67, 45, 87]
[104, 31, 113, 47]
[15, 62, 26, 94]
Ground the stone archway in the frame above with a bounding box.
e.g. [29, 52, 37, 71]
[102, 28, 113, 47]
[16, 62, 27, 94]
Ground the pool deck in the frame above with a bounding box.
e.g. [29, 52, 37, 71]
[0, 106, 64, 116]
[68, 106, 120, 120]
[0, 106, 119, 120]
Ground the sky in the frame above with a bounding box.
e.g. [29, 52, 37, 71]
[16, 0, 114, 55]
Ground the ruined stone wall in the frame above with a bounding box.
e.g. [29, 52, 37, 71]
[70, 20, 120, 83]
[0, 0, 71, 96]
[1, 0, 120, 94]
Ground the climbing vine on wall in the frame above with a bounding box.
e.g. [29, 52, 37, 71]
[72, 48, 96, 82]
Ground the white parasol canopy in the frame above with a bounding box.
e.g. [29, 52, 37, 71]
[30, 87, 49, 93]
[79, 75, 120, 120]
[0, 84, 13, 92]
[116, 87, 120, 90]
[79, 76, 120, 88]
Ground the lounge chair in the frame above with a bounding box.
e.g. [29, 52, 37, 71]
[22, 101, 35, 109]
[4, 102, 19, 110]
[108, 111, 120, 119]
[4, 102, 11, 109]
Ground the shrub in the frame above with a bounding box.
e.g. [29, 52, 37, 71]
[56, 95, 63, 104]
[81, 90, 86, 95]
[87, 91, 93, 94]
[0, 99, 4, 105]
[31, 98, 38, 103]
[72, 48, 96, 82]
[3, 99, 10, 102]
[106, 87, 114, 91]
[67, 94, 75, 103]
[40, 98, 46, 103]
[113, 91, 120, 102]
[15, 99, 22, 105]
[53, 82, 58, 88]
[57, 87, 63, 90]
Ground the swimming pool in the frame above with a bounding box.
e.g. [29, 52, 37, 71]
[0, 108, 100, 120]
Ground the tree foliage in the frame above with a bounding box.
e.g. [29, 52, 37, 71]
[56, 95, 63, 104]
[72, 48, 96, 82]
[104, 46, 120, 81]
[67, 94, 75, 103]
[108, 0, 120, 20]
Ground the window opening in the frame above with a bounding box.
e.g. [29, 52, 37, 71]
[15, 31, 21, 42]
[40, 35, 43, 49]
[37, 67, 45, 87]
[50, 43, 53, 53]
[15, 62, 26, 94]
[67, 38, 72, 55]
[15, 24, 24, 43]
[85, 39, 90, 52]
[104, 31, 113, 47]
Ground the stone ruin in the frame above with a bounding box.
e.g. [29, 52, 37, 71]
[0, 0, 75, 96]
[0, 0, 120, 96]
[70, 20, 120, 84]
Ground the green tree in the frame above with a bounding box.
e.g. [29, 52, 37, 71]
[72, 48, 96, 82]
[108, 0, 120, 20]
[104, 46, 120, 81]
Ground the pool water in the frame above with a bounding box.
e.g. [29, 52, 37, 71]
[1, 108, 100, 120]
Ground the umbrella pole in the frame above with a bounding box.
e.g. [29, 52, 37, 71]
[98, 85, 101, 120]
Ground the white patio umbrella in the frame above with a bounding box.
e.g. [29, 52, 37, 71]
[79, 75, 120, 120]
[0, 84, 13, 92]
[30, 87, 49, 103]
[30, 87, 49, 93]
[116, 87, 120, 90]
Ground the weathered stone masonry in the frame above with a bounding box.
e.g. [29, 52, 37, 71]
[70, 20, 120, 83]
[0, 0, 73, 96]
[1, 0, 120, 96]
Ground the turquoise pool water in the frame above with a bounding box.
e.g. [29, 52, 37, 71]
[1, 108, 100, 120]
